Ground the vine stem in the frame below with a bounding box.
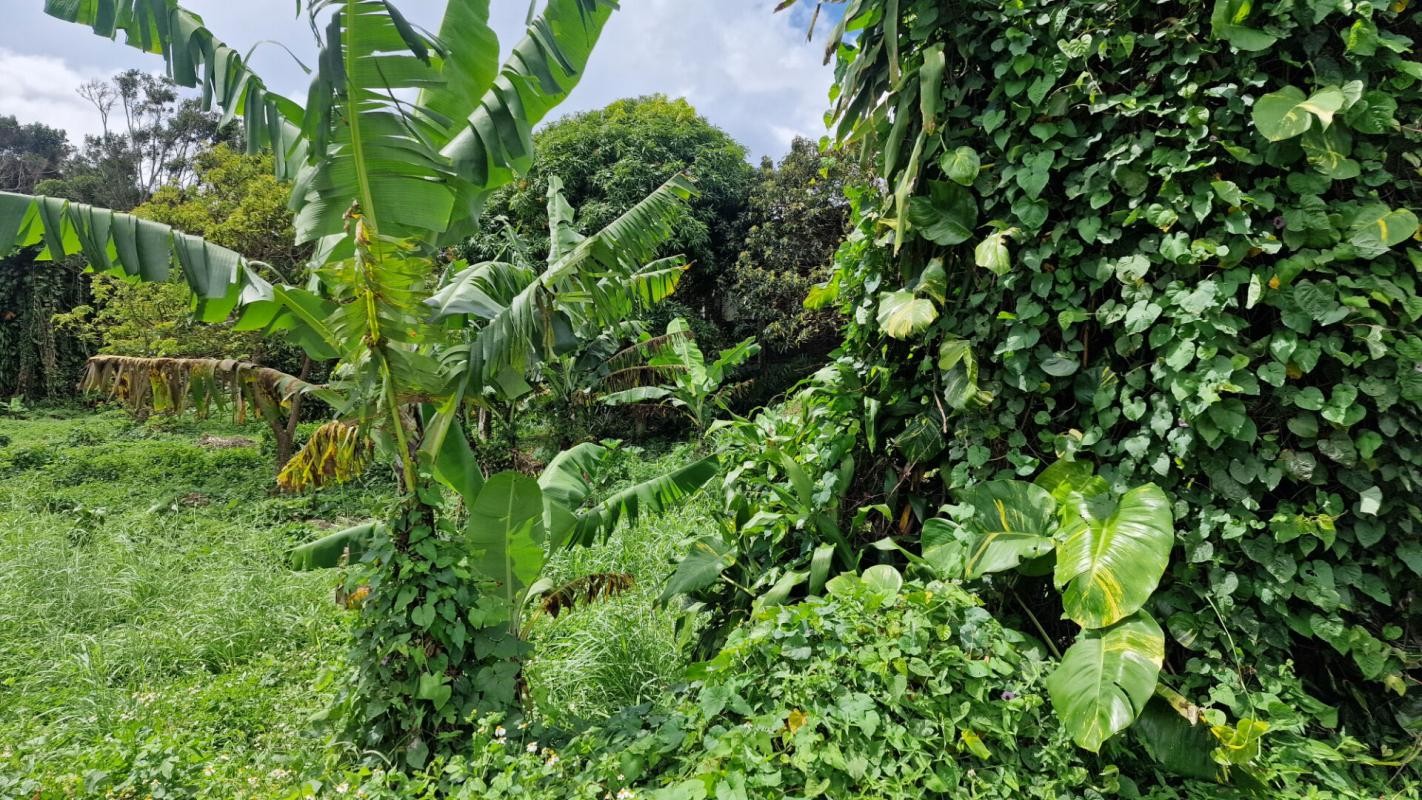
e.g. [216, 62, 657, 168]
[1012, 587, 1061, 660]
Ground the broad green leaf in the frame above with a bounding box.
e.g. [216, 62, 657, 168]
[941, 146, 981, 186]
[1035, 459, 1096, 499]
[290, 522, 378, 570]
[906, 181, 978, 246]
[1252, 87, 1315, 141]
[1297, 86, 1345, 127]
[959, 480, 1058, 578]
[1300, 126, 1360, 179]
[1047, 612, 1166, 752]
[1055, 484, 1175, 628]
[468, 472, 547, 622]
[568, 456, 719, 547]
[659, 535, 734, 603]
[861, 564, 903, 599]
[1210, 0, 1278, 50]
[1132, 695, 1220, 780]
[975, 230, 1013, 276]
[877, 290, 938, 339]
[1349, 204, 1419, 251]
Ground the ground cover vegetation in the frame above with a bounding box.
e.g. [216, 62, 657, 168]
[0, 0, 1418, 797]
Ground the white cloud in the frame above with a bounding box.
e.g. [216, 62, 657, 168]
[0, 1, 835, 160]
[565, 0, 833, 159]
[0, 47, 111, 144]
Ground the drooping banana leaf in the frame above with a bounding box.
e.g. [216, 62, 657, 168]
[43, 0, 308, 179]
[0, 192, 276, 325]
[289, 0, 457, 243]
[440, 0, 621, 238]
[566, 455, 720, 547]
[290, 521, 380, 570]
[80, 354, 324, 419]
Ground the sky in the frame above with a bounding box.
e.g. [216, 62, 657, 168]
[0, 1, 838, 162]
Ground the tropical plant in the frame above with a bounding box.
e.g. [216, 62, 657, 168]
[475, 95, 756, 328]
[774, 0, 1422, 784]
[1, 0, 716, 764]
[431, 174, 693, 451]
[921, 464, 1175, 752]
[601, 317, 759, 433]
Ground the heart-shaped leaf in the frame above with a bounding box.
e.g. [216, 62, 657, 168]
[1055, 483, 1175, 628]
[1349, 204, 1419, 251]
[877, 290, 938, 338]
[941, 146, 981, 186]
[907, 181, 978, 245]
[958, 480, 1058, 578]
[1047, 612, 1166, 752]
[1253, 87, 1313, 141]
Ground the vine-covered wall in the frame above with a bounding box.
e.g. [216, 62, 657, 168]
[811, 0, 1421, 748]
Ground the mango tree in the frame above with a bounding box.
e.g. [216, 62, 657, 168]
[3, 0, 714, 764]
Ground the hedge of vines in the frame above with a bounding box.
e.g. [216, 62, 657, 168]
[804, 0, 1421, 752]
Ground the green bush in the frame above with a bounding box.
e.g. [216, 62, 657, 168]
[347, 573, 1408, 798]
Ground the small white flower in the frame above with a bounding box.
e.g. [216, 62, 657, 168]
[545, 753, 560, 767]
[335, 783, 350, 794]
[494, 726, 507, 738]
[526, 741, 539, 753]
[617, 789, 636, 799]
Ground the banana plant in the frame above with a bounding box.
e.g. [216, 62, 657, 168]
[3, 0, 717, 749]
[602, 317, 761, 433]
[924, 462, 1176, 752]
[296, 441, 718, 636]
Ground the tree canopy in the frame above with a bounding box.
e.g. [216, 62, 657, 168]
[476, 95, 755, 327]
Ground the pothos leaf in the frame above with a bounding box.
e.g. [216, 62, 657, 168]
[957, 480, 1058, 578]
[1047, 611, 1166, 752]
[906, 181, 978, 245]
[877, 290, 938, 338]
[1055, 483, 1175, 629]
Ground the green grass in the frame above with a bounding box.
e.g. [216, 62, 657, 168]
[524, 442, 715, 728]
[0, 409, 713, 798]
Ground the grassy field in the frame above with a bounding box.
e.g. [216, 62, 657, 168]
[0, 407, 711, 798]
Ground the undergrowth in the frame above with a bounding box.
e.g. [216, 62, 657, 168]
[0, 408, 709, 798]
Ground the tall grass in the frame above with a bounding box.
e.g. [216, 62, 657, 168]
[0, 409, 385, 796]
[0, 411, 712, 794]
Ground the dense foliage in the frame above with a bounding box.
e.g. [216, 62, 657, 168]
[54, 145, 304, 365]
[762, 0, 1422, 781]
[726, 137, 867, 360]
[474, 96, 755, 329]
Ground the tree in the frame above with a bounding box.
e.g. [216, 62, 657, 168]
[38, 70, 234, 210]
[3, 0, 713, 765]
[54, 145, 307, 367]
[0, 117, 69, 194]
[476, 95, 755, 329]
[726, 137, 867, 360]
